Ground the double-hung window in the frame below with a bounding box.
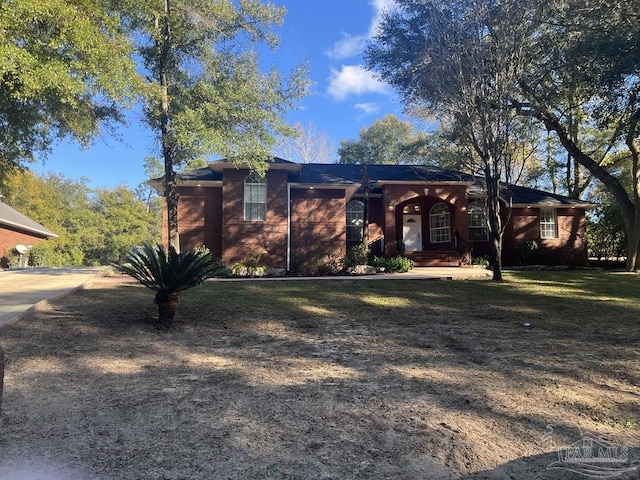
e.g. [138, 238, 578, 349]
[346, 200, 365, 241]
[244, 173, 266, 221]
[430, 203, 451, 243]
[540, 208, 557, 238]
[468, 203, 489, 241]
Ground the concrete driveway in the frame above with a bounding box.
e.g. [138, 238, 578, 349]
[0, 267, 104, 329]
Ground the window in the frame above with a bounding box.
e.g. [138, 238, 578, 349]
[346, 200, 365, 241]
[468, 203, 489, 242]
[244, 173, 266, 221]
[430, 203, 451, 243]
[540, 208, 557, 238]
[402, 203, 421, 214]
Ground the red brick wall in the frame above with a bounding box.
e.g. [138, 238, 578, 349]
[175, 186, 223, 258]
[505, 207, 588, 265]
[382, 184, 469, 256]
[291, 188, 346, 268]
[221, 169, 288, 268]
[0, 227, 49, 267]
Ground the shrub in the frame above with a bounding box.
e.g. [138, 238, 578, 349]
[518, 240, 539, 265]
[344, 243, 370, 267]
[471, 256, 489, 266]
[291, 251, 343, 276]
[369, 255, 414, 273]
[115, 242, 228, 328]
[231, 254, 268, 277]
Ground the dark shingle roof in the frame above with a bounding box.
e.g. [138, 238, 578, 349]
[0, 201, 58, 238]
[507, 184, 595, 207]
[174, 161, 595, 208]
[292, 164, 474, 185]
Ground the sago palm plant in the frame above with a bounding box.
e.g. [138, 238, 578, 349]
[116, 243, 228, 328]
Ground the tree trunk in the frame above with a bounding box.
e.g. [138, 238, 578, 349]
[625, 110, 640, 272]
[537, 110, 639, 271]
[484, 167, 505, 282]
[157, 0, 180, 252]
[362, 164, 370, 244]
[492, 235, 503, 282]
[156, 291, 180, 329]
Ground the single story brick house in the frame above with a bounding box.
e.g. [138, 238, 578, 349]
[0, 200, 58, 268]
[162, 158, 595, 270]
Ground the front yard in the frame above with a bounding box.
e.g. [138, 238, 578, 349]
[0, 271, 638, 479]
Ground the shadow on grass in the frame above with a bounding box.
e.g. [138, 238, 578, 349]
[0, 271, 638, 479]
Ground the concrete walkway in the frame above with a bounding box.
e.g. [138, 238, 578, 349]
[0, 267, 104, 329]
[212, 266, 492, 282]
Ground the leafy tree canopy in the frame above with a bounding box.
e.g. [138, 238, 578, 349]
[133, 0, 310, 249]
[2, 170, 159, 266]
[0, 0, 141, 183]
[338, 114, 430, 165]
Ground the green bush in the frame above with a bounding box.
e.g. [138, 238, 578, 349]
[471, 256, 489, 266]
[291, 251, 343, 276]
[369, 255, 414, 273]
[344, 243, 371, 267]
[231, 254, 268, 277]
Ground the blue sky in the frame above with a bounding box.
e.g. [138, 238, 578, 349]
[31, 0, 405, 190]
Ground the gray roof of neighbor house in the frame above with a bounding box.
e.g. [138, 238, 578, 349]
[173, 161, 596, 208]
[0, 201, 58, 238]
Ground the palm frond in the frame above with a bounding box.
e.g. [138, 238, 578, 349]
[114, 242, 228, 294]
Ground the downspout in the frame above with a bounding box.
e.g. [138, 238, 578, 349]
[287, 183, 291, 272]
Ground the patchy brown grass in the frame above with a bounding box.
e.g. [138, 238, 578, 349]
[0, 271, 639, 479]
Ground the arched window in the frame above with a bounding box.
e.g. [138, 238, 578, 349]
[244, 173, 266, 221]
[346, 200, 365, 241]
[430, 203, 451, 243]
[468, 202, 489, 241]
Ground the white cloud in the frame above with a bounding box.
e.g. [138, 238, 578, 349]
[326, 0, 397, 60]
[327, 65, 389, 101]
[368, 0, 397, 37]
[326, 34, 367, 60]
[354, 102, 379, 115]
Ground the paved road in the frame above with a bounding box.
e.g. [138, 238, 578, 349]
[0, 267, 104, 329]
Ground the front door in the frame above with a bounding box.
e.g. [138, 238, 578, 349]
[403, 215, 422, 251]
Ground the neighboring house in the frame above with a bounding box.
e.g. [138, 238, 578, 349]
[0, 200, 58, 268]
[162, 158, 595, 270]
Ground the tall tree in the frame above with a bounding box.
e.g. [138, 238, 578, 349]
[518, 0, 640, 271]
[338, 114, 430, 165]
[277, 121, 336, 163]
[0, 0, 140, 184]
[134, 0, 308, 251]
[366, 1, 537, 281]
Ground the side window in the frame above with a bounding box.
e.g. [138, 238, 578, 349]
[244, 173, 266, 221]
[430, 203, 451, 243]
[346, 200, 364, 241]
[540, 208, 557, 238]
[468, 202, 489, 241]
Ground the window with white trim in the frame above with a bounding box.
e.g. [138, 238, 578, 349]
[244, 173, 266, 221]
[430, 203, 451, 243]
[540, 208, 557, 238]
[468, 203, 489, 241]
[346, 200, 364, 241]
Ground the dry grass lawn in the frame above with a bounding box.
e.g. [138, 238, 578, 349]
[0, 271, 639, 479]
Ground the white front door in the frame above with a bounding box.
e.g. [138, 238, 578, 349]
[402, 215, 422, 251]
